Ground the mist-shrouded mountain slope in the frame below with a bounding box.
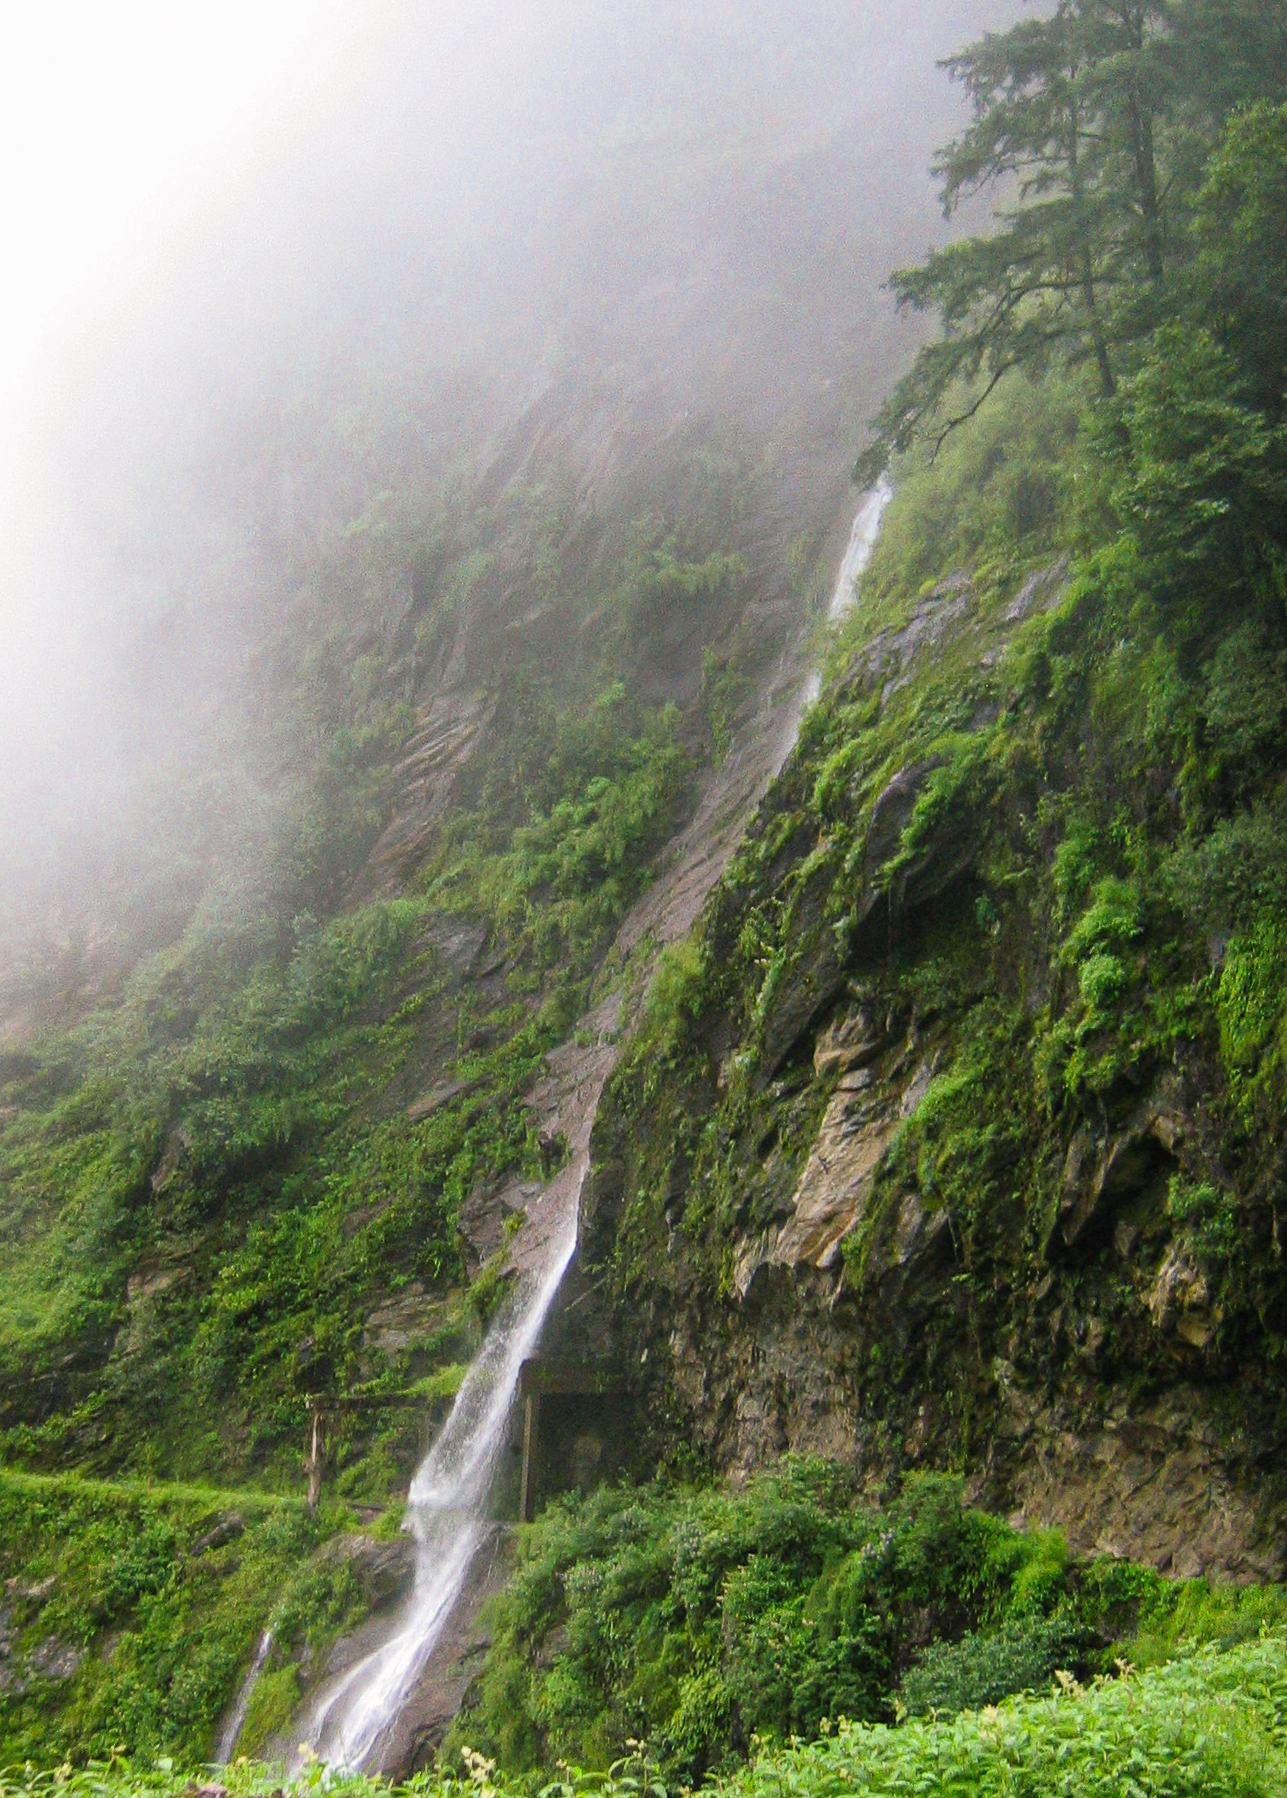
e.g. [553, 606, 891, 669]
[7, 0, 1287, 1783]
[0, 1, 1017, 1763]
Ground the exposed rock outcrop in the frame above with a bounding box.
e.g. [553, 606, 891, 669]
[575, 555, 1287, 1580]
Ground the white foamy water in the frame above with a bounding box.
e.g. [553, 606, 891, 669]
[215, 1626, 274, 1763]
[827, 477, 892, 622]
[299, 1202, 578, 1771]
[229, 481, 890, 1772]
[791, 479, 891, 737]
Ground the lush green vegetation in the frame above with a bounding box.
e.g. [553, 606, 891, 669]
[0, 1469, 341, 1767]
[8, 1636, 1287, 1798]
[858, 0, 1287, 477]
[0, 451, 761, 1496]
[0, 889, 498, 1488]
[0, 431, 778, 1762]
[591, 77, 1287, 1502]
[6, 2, 1287, 1784]
[714, 1639, 1287, 1798]
[453, 1460, 1287, 1784]
[14, 1458, 1287, 1783]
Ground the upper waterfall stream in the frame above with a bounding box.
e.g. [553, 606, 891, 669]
[829, 478, 892, 623]
[799, 479, 892, 715]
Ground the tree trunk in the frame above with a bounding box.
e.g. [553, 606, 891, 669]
[306, 1403, 324, 1511]
[1068, 82, 1118, 397]
[1128, 93, 1165, 284]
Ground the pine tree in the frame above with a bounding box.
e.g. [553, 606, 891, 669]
[856, 0, 1173, 480]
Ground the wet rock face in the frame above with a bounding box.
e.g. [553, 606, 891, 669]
[616, 986, 1287, 1577]
[753, 858, 847, 1084]
[733, 1017, 929, 1299]
[999, 1386, 1281, 1583]
[319, 1533, 417, 1613]
[1050, 1104, 1182, 1257]
[457, 1179, 535, 1278]
[580, 555, 1287, 1580]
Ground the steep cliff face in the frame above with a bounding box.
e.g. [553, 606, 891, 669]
[578, 475, 1287, 1579]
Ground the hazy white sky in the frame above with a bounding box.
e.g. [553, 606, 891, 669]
[0, 1, 416, 834]
[0, 2, 402, 470]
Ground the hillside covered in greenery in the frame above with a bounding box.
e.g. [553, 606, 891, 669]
[577, 1, 1287, 1563]
[5, 0, 1287, 1789]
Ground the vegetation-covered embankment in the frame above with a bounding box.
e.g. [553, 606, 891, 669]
[452, 1457, 1287, 1782]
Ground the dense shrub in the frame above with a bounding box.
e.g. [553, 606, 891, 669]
[452, 1464, 1216, 1781]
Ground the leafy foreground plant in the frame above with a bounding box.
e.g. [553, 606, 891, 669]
[722, 1640, 1287, 1798]
[6, 1637, 1287, 1798]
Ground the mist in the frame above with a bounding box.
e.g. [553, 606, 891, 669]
[0, 0, 1018, 1024]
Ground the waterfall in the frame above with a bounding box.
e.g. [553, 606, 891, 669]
[215, 1626, 274, 1763]
[827, 477, 892, 623]
[298, 1198, 579, 1771]
[794, 479, 892, 724]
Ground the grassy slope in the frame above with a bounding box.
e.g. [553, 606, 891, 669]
[0, 1469, 331, 1767]
[0, 436, 803, 1763]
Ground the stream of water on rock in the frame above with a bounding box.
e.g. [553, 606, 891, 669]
[218, 481, 891, 1772]
[295, 1202, 578, 1771]
[829, 477, 892, 624]
[215, 1627, 274, 1764]
[799, 478, 892, 713]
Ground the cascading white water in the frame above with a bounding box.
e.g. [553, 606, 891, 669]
[828, 476, 892, 623]
[229, 480, 890, 1773]
[797, 478, 893, 717]
[299, 1200, 578, 1771]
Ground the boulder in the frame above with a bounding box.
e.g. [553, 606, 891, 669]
[319, 1533, 417, 1612]
[458, 1178, 535, 1276]
[1149, 1243, 1216, 1352]
[191, 1514, 244, 1556]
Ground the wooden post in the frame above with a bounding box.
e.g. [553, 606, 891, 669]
[306, 1402, 324, 1511]
[519, 1391, 540, 1522]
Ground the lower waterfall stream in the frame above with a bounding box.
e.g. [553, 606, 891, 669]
[295, 1201, 578, 1771]
[215, 1627, 274, 1765]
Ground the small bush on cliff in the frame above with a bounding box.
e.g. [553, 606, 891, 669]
[899, 1612, 1079, 1718]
